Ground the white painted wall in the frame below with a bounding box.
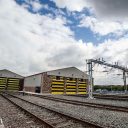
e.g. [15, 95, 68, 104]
[24, 74, 42, 87]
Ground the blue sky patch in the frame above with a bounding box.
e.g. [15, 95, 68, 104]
[15, 0, 127, 44]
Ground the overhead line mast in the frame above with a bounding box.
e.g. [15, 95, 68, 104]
[87, 58, 128, 99]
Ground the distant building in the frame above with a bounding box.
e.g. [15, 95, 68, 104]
[0, 69, 24, 91]
[24, 67, 89, 94]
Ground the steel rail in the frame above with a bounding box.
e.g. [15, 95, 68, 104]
[66, 94, 128, 101]
[94, 94, 128, 98]
[94, 96, 128, 101]
[3, 92, 104, 128]
[25, 93, 128, 113]
[0, 94, 55, 128]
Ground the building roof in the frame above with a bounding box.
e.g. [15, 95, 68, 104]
[26, 67, 89, 79]
[47, 67, 89, 79]
[0, 69, 23, 78]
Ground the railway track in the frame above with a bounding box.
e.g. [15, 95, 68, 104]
[94, 95, 128, 101]
[1, 93, 103, 128]
[22, 93, 128, 113]
[93, 94, 128, 101]
[65, 94, 128, 101]
[0, 94, 46, 128]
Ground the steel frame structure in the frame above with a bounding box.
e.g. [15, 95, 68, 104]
[87, 59, 128, 99]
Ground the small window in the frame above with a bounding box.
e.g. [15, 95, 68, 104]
[70, 78, 73, 81]
[35, 87, 40, 93]
[81, 79, 83, 82]
[56, 76, 60, 80]
[67, 77, 69, 80]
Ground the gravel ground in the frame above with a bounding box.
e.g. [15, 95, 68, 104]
[49, 95, 128, 107]
[18, 95, 128, 128]
[7, 96, 95, 128]
[0, 95, 45, 128]
[21, 92, 128, 107]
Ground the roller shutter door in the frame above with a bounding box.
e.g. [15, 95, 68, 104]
[0, 77, 7, 91]
[0, 77, 22, 91]
[66, 78, 76, 94]
[78, 79, 87, 94]
[51, 76, 64, 94]
[51, 76, 87, 95]
[7, 78, 20, 91]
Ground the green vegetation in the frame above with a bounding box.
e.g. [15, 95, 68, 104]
[94, 85, 128, 91]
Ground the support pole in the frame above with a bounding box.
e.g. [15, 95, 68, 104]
[86, 58, 128, 96]
[87, 60, 93, 99]
[123, 71, 127, 93]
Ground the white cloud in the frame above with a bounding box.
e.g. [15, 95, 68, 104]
[0, 0, 128, 85]
[24, 0, 44, 12]
[53, 0, 128, 36]
[52, 0, 89, 12]
[86, 0, 128, 21]
[53, 0, 128, 20]
[90, 38, 128, 85]
[31, 1, 42, 12]
[79, 16, 128, 36]
[0, 0, 74, 75]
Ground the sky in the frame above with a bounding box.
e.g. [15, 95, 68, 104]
[0, 0, 128, 85]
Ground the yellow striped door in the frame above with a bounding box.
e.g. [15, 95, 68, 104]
[66, 78, 77, 94]
[7, 78, 20, 91]
[0, 77, 7, 91]
[51, 76, 64, 94]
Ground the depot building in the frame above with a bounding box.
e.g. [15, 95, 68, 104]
[24, 67, 89, 94]
[0, 69, 24, 91]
